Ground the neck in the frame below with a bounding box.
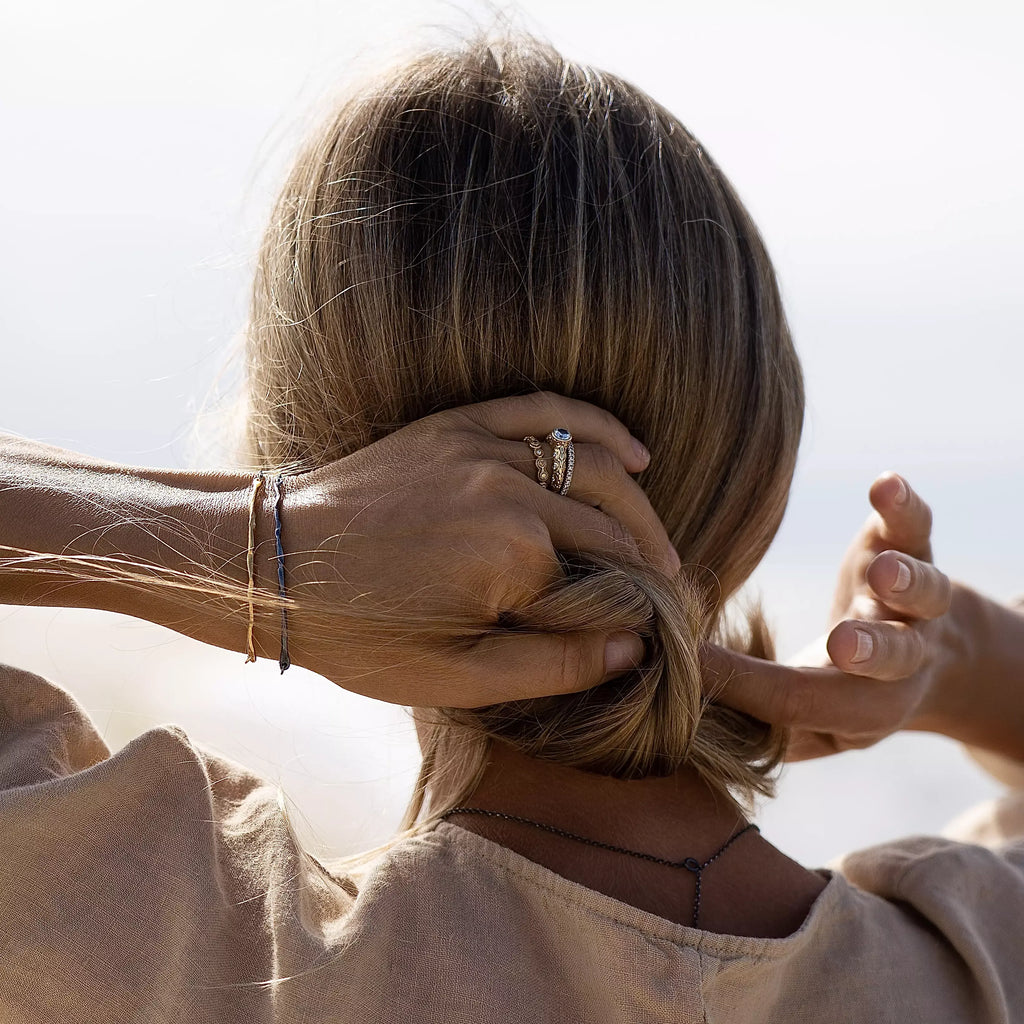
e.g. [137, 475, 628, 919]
[445, 740, 828, 937]
[458, 740, 749, 861]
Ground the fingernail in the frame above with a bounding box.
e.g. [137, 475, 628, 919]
[891, 559, 912, 593]
[604, 632, 645, 679]
[631, 438, 650, 466]
[850, 628, 874, 664]
[893, 477, 908, 505]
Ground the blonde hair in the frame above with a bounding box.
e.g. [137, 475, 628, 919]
[243, 35, 804, 831]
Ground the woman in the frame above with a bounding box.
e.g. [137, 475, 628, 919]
[1, 33, 1023, 1023]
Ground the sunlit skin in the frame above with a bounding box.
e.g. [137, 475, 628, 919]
[3, 394, 1022, 937]
[450, 473, 958, 937]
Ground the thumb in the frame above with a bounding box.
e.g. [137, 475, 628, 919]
[458, 629, 646, 705]
[700, 642, 882, 733]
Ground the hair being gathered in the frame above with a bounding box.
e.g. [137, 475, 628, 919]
[242, 33, 805, 832]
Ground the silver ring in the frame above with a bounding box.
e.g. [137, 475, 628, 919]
[558, 439, 575, 496]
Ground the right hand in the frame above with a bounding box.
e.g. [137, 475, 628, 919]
[703, 474, 961, 761]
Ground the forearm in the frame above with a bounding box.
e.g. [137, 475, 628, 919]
[0, 434, 274, 659]
[912, 584, 1024, 762]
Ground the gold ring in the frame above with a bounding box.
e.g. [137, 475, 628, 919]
[546, 428, 572, 493]
[523, 436, 550, 487]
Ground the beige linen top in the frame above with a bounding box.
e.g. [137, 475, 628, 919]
[1, 661, 1023, 1023]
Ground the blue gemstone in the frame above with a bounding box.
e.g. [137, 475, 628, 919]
[551, 428, 571, 442]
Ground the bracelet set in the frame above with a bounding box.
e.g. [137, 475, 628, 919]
[244, 471, 291, 674]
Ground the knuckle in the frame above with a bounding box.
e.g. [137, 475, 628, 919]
[412, 419, 463, 465]
[589, 442, 620, 479]
[483, 552, 555, 623]
[559, 636, 587, 693]
[459, 460, 507, 499]
[869, 623, 893, 666]
[900, 555, 951, 617]
[606, 514, 640, 555]
[933, 570, 953, 615]
[877, 623, 923, 679]
[778, 680, 817, 727]
[599, 405, 626, 441]
[531, 389, 560, 413]
[495, 519, 550, 566]
[903, 628, 926, 673]
[432, 406, 481, 443]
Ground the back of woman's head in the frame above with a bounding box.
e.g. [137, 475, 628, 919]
[244, 33, 804, 821]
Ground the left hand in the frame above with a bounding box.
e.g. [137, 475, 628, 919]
[278, 392, 676, 706]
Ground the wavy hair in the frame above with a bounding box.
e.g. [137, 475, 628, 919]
[243, 34, 805, 828]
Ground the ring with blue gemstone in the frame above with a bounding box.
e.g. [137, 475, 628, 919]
[545, 428, 574, 496]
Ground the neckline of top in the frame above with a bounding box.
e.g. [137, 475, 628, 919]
[429, 820, 847, 961]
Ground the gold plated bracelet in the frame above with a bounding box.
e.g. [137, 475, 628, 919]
[245, 472, 265, 663]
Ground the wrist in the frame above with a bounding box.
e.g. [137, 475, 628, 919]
[0, 437, 281, 659]
[911, 584, 1024, 761]
[908, 583, 976, 728]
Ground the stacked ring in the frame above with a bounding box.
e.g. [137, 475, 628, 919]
[558, 438, 575, 496]
[546, 428, 574, 496]
[522, 436, 550, 487]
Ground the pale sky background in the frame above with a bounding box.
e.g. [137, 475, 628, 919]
[0, 0, 1021, 866]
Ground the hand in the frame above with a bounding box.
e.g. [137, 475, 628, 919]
[0, 397, 672, 710]
[824, 473, 950, 679]
[282, 391, 679, 707]
[703, 473, 954, 761]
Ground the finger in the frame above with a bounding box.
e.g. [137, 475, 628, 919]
[865, 550, 952, 620]
[499, 438, 679, 576]
[825, 618, 925, 680]
[700, 644, 886, 733]
[449, 391, 650, 474]
[453, 629, 646, 705]
[783, 731, 851, 763]
[867, 472, 934, 560]
[529, 484, 650, 569]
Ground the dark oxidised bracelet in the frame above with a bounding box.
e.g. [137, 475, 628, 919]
[272, 474, 291, 673]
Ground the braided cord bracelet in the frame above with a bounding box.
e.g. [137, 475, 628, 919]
[244, 471, 291, 672]
[272, 475, 291, 673]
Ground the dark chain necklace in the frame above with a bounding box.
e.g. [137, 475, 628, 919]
[441, 806, 760, 929]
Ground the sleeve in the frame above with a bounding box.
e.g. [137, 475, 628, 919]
[0, 662, 355, 1024]
[940, 746, 1024, 848]
[834, 742, 1024, 1020]
[940, 594, 1024, 849]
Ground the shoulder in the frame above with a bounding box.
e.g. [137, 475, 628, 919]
[831, 829, 1024, 1009]
[0, 660, 365, 1021]
[835, 827, 1019, 901]
[0, 660, 112, 785]
[0, 659, 306, 881]
[0, 659, 216, 793]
